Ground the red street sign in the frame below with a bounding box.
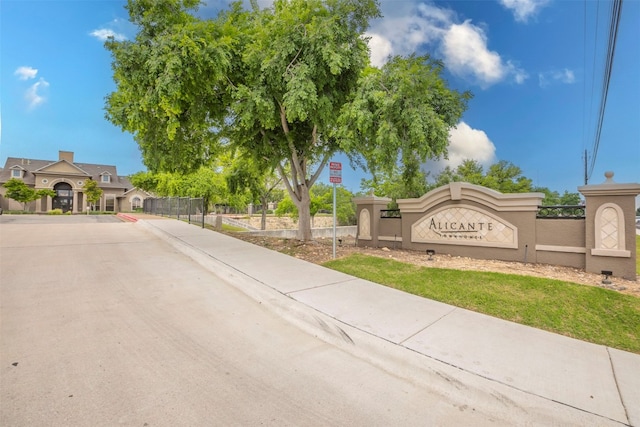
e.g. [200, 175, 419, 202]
[329, 162, 342, 183]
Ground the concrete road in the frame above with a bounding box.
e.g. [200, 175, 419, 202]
[0, 217, 503, 426]
[1, 216, 627, 426]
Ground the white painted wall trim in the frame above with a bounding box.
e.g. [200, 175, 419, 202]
[535, 245, 586, 254]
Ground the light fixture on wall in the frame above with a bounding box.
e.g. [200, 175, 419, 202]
[426, 249, 435, 261]
[601, 270, 612, 285]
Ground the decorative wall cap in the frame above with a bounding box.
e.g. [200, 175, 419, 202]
[352, 196, 392, 206]
[397, 182, 544, 213]
[578, 171, 640, 196]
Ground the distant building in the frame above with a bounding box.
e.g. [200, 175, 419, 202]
[0, 150, 150, 213]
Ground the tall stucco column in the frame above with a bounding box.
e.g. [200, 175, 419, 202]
[46, 195, 53, 212]
[352, 196, 392, 247]
[34, 197, 42, 213]
[578, 171, 640, 281]
[77, 192, 83, 213]
[72, 190, 79, 214]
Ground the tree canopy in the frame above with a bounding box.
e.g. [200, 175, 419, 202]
[2, 179, 56, 211]
[428, 160, 533, 194]
[105, 0, 470, 240]
[83, 179, 104, 210]
[424, 159, 581, 205]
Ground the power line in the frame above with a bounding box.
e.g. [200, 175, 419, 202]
[587, 0, 623, 183]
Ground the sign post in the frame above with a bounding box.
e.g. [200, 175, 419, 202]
[329, 162, 342, 259]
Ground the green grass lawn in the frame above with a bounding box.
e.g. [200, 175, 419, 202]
[323, 253, 640, 354]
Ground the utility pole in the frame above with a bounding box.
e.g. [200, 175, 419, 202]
[583, 149, 588, 185]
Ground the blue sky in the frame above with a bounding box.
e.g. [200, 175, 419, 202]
[1, 0, 639, 201]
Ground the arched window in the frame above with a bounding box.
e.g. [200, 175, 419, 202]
[131, 196, 142, 210]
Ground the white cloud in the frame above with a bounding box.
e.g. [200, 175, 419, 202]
[365, 33, 393, 68]
[366, 13, 445, 64]
[442, 21, 528, 88]
[498, 0, 550, 23]
[25, 78, 50, 109]
[14, 66, 38, 80]
[425, 121, 497, 173]
[442, 21, 504, 87]
[90, 28, 126, 42]
[446, 121, 497, 167]
[538, 68, 576, 88]
[511, 63, 530, 84]
[367, 3, 527, 88]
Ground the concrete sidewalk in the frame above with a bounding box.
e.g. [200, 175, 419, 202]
[137, 218, 639, 426]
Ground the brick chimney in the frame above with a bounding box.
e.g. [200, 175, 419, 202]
[59, 151, 74, 163]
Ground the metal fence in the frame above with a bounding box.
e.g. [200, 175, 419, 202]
[380, 206, 586, 219]
[536, 205, 585, 219]
[143, 197, 206, 228]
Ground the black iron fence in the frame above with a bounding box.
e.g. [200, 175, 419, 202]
[143, 197, 206, 227]
[379, 206, 585, 219]
[536, 205, 585, 219]
[380, 209, 401, 218]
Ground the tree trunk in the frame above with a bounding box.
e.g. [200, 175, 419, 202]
[260, 196, 268, 231]
[294, 185, 312, 241]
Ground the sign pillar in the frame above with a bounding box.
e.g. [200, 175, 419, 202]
[329, 162, 342, 259]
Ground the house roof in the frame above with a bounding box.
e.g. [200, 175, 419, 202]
[0, 156, 132, 190]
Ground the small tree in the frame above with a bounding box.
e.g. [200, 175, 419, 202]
[83, 179, 103, 212]
[226, 157, 283, 230]
[2, 178, 56, 211]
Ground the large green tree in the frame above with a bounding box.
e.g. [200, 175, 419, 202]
[428, 159, 581, 205]
[131, 166, 229, 211]
[105, 0, 469, 240]
[338, 55, 470, 197]
[2, 179, 56, 211]
[429, 160, 533, 194]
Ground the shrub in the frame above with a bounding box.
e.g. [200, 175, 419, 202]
[48, 209, 63, 215]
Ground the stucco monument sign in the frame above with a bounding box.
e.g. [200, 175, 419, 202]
[354, 172, 640, 281]
[413, 205, 516, 249]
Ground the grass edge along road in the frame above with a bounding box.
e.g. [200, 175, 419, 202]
[323, 250, 640, 355]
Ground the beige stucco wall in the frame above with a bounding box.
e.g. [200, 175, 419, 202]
[378, 218, 402, 242]
[534, 219, 586, 269]
[119, 189, 149, 212]
[399, 199, 539, 263]
[583, 194, 637, 280]
[355, 179, 639, 279]
[35, 175, 86, 190]
[535, 219, 585, 247]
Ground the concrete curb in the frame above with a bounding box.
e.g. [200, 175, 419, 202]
[116, 213, 138, 222]
[136, 218, 638, 426]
